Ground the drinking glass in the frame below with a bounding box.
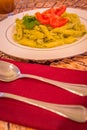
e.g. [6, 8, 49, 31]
[0, 0, 15, 14]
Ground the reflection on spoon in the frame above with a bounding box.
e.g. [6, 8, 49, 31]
[0, 60, 87, 96]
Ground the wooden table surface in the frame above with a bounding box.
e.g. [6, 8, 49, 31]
[0, 0, 87, 130]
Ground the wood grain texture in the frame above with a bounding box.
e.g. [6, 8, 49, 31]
[0, 121, 8, 130]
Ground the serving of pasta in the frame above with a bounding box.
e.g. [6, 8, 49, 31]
[13, 6, 87, 49]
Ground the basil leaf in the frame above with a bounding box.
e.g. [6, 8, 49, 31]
[23, 15, 40, 29]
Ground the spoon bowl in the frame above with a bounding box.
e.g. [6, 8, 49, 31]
[0, 60, 21, 81]
[0, 60, 87, 96]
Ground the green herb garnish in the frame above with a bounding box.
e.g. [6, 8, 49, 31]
[23, 15, 40, 29]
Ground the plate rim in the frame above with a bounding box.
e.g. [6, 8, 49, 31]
[0, 7, 87, 60]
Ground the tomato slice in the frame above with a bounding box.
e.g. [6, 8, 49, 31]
[42, 8, 55, 19]
[35, 12, 49, 25]
[50, 17, 68, 28]
[55, 5, 66, 16]
[35, 5, 68, 28]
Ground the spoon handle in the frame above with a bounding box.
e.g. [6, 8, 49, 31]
[0, 92, 87, 123]
[21, 74, 87, 96]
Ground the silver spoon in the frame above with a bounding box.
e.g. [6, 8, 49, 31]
[0, 60, 87, 96]
[0, 92, 87, 123]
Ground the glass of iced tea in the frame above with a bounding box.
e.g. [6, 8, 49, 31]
[0, 0, 15, 14]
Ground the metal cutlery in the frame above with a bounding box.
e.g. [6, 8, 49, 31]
[0, 60, 87, 96]
[0, 92, 87, 123]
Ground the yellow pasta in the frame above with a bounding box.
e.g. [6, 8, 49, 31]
[13, 12, 87, 48]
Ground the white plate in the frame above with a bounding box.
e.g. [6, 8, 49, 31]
[0, 8, 87, 60]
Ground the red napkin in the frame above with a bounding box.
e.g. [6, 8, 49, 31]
[0, 58, 87, 130]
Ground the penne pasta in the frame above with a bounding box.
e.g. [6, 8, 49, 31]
[13, 12, 87, 48]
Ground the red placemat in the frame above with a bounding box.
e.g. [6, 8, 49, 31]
[0, 58, 87, 130]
